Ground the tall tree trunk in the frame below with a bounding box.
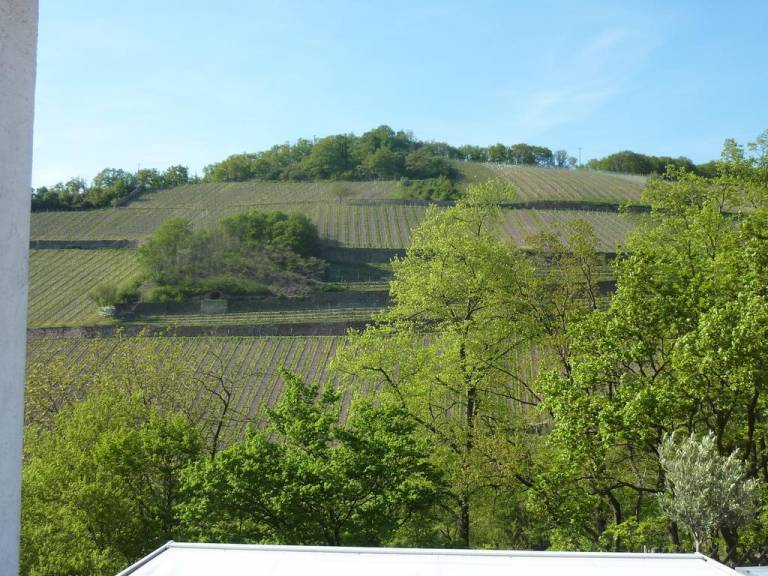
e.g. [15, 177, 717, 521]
[457, 494, 471, 548]
[457, 384, 476, 548]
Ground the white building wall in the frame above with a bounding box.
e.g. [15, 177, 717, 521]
[0, 0, 38, 574]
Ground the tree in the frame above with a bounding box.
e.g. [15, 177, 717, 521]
[659, 433, 759, 554]
[179, 370, 442, 545]
[300, 134, 355, 179]
[404, 147, 456, 179]
[88, 281, 119, 307]
[533, 143, 768, 560]
[203, 153, 258, 182]
[554, 150, 569, 168]
[334, 180, 540, 547]
[330, 181, 352, 204]
[21, 389, 202, 576]
[138, 218, 195, 285]
[162, 165, 189, 188]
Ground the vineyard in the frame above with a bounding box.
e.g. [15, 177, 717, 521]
[27, 249, 140, 328]
[30, 164, 647, 247]
[26, 167, 646, 334]
[125, 306, 381, 327]
[132, 180, 400, 208]
[26, 335, 547, 430]
[31, 203, 637, 251]
[458, 162, 647, 204]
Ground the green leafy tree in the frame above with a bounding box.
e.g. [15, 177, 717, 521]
[138, 218, 195, 285]
[330, 181, 352, 204]
[533, 140, 768, 561]
[203, 153, 258, 182]
[334, 180, 540, 547]
[659, 433, 759, 554]
[88, 281, 119, 307]
[179, 370, 442, 545]
[21, 390, 202, 576]
[301, 134, 355, 179]
[162, 164, 190, 188]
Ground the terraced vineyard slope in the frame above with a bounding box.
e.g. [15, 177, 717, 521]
[27, 335, 548, 429]
[458, 162, 646, 205]
[27, 249, 140, 328]
[31, 198, 638, 251]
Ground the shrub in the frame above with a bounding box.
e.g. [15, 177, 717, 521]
[143, 285, 187, 303]
[138, 210, 325, 300]
[399, 176, 460, 201]
[88, 282, 119, 307]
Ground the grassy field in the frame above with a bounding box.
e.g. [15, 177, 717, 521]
[458, 162, 646, 205]
[27, 249, 140, 328]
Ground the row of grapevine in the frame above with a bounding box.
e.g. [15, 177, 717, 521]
[31, 203, 637, 250]
[501, 209, 640, 252]
[127, 306, 381, 327]
[27, 336, 348, 428]
[27, 335, 553, 432]
[462, 163, 646, 204]
[134, 180, 400, 208]
[27, 249, 140, 328]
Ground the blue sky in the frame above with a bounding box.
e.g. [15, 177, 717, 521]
[33, 0, 768, 186]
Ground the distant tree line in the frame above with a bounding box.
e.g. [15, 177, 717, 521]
[31, 126, 591, 209]
[586, 150, 718, 177]
[202, 126, 460, 183]
[203, 126, 578, 186]
[31, 164, 191, 211]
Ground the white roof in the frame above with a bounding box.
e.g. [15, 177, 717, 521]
[117, 542, 738, 576]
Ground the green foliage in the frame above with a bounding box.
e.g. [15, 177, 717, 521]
[220, 210, 320, 256]
[178, 370, 443, 546]
[88, 281, 119, 307]
[534, 140, 768, 563]
[203, 126, 459, 183]
[587, 150, 698, 175]
[138, 211, 324, 299]
[32, 164, 191, 211]
[398, 175, 459, 201]
[659, 432, 759, 552]
[21, 390, 202, 576]
[334, 180, 540, 547]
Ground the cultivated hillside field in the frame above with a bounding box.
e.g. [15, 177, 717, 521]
[26, 166, 640, 415]
[458, 162, 647, 204]
[27, 249, 140, 328]
[26, 335, 546, 429]
[30, 164, 643, 250]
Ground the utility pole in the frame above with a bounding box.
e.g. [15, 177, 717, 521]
[0, 1, 38, 574]
[578, 147, 582, 167]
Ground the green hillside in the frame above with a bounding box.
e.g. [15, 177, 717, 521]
[26, 167, 640, 329]
[28, 249, 140, 328]
[458, 162, 647, 204]
[26, 334, 544, 429]
[30, 165, 643, 249]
